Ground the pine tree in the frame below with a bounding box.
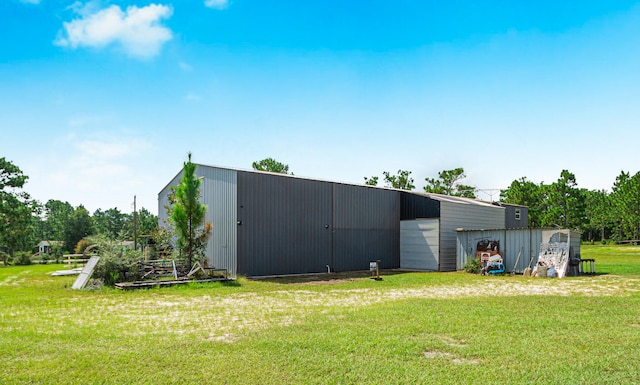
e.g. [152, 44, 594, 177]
[170, 153, 211, 267]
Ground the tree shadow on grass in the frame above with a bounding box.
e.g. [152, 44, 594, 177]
[251, 270, 406, 285]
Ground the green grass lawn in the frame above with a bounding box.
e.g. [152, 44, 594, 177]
[1, 244, 640, 384]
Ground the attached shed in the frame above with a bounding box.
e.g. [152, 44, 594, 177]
[399, 194, 506, 271]
[456, 228, 582, 273]
[435, 195, 506, 271]
[159, 164, 526, 277]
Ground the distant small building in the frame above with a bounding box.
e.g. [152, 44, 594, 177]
[493, 202, 528, 229]
[35, 241, 63, 255]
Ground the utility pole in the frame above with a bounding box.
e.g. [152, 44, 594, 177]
[133, 195, 138, 250]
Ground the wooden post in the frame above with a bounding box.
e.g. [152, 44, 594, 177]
[133, 195, 138, 251]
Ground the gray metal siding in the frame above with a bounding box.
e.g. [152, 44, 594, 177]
[236, 172, 332, 276]
[199, 167, 238, 278]
[440, 201, 505, 271]
[504, 205, 528, 229]
[456, 228, 581, 273]
[157, 165, 238, 278]
[400, 192, 440, 220]
[400, 219, 439, 271]
[502, 228, 540, 272]
[158, 172, 183, 229]
[332, 184, 399, 271]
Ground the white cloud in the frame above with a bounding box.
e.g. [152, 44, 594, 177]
[178, 61, 192, 71]
[204, 0, 228, 10]
[184, 92, 201, 102]
[55, 4, 173, 59]
[36, 131, 157, 213]
[67, 0, 104, 17]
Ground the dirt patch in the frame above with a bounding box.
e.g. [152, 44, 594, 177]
[51, 275, 640, 342]
[208, 333, 238, 343]
[437, 335, 468, 348]
[289, 278, 359, 286]
[423, 351, 479, 365]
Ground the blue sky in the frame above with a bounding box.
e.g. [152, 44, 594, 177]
[2, 0, 640, 214]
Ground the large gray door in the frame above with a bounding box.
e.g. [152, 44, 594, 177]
[400, 219, 439, 271]
[236, 172, 332, 276]
[332, 184, 400, 271]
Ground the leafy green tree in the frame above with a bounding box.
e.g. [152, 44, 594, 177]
[500, 177, 544, 227]
[92, 208, 126, 240]
[129, 207, 158, 236]
[611, 171, 640, 240]
[63, 205, 94, 253]
[252, 158, 291, 174]
[383, 170, 415, 190]
[119, 207, 158, 247]
[424, 168, 475, 198]
[170, 153, 212, 267]
[540, 170, 585, 230]
[0, 194, 39, 263]
[363, 176, 379, 186]
[583, 189, 612, 242]
[0, 158, 39, 264]
[42, 200, 74, 241]
[0, 157, 28, 191]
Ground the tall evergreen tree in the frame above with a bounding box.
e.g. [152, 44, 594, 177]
[170, 153, 211, 266]
[584, 189, 611, 242]
[539, 170, 585, 229]
[611, 171, 640, 240]
[500, 177, 543, 227]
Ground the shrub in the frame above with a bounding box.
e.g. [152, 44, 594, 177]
[464, 257, 481, 274]
[39, 253, 51, 264]
[13, 252, 32, 266]
[74, 239, 94, 255]
[93, 244, 142, 286]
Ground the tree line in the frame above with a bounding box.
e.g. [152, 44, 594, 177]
[500, 169, 640, 242]
[5, 153, 630, 264]
[0, 157, 157, 264]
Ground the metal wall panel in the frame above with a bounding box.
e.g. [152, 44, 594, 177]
[400, 192, 440, 220]
[157, 165, 238, 278]
[332, 184, 400, 271]
[440, 200, 505, 271]
[236, 172, 332, 276]
[158, 171, 182, 228]
[199, 166, 238, 278]
[400, 219, 439, 271]
[457, 228, 553, 273]
[503, 205, 529, 229]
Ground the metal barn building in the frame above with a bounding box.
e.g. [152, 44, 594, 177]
[158, 164, 524, 278]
